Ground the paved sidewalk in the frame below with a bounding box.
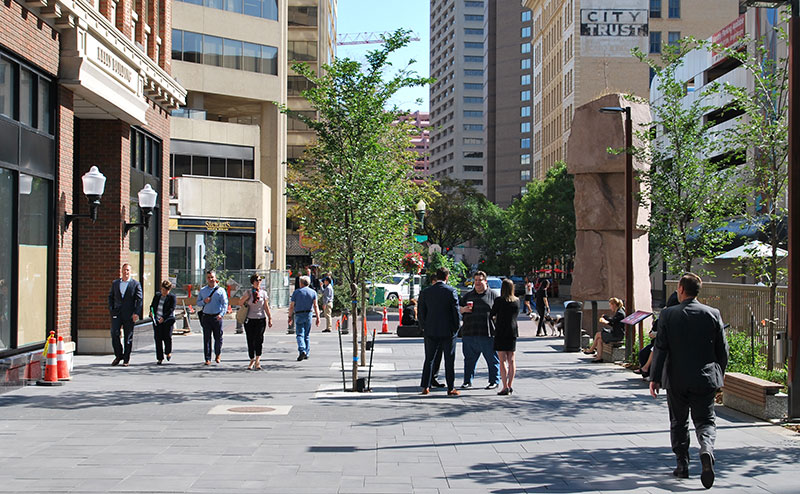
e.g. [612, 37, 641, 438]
[0, 309, 798, 493]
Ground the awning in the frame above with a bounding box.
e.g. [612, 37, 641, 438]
[714, 240, 787, 260]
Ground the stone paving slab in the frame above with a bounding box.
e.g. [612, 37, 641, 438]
[0, 308, 798, 493]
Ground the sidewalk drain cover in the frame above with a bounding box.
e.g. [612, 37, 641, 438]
[228, 406, 275, 413]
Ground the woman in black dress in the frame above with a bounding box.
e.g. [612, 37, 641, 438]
[491, 279, 520, 395]
[583, 297, 626, 362]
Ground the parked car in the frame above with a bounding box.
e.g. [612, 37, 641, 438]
[509, 275, 526, 296]
[486, 276, 503, 297]
[368, 274, 423, 301]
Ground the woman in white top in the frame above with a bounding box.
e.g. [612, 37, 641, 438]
[239, 274, 273, 370]
[524, 278, 534, 315]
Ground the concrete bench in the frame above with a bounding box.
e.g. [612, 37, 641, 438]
[397, 325, 423, 337]
[601, 341, 625, 363]
[723, 372, 786, 420]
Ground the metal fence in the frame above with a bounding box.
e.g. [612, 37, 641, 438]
[170, 269, 290, 308]
[665, 280, 785, 358]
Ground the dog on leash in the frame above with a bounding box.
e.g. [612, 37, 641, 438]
[530, 312, 564, 336]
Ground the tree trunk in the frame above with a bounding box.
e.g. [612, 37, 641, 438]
[350, 280, 359, 390]
[768, 244, 778, 371]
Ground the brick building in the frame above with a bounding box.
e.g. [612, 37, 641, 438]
[0, 0, 185, 391]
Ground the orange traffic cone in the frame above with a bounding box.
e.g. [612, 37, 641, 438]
[37, 332, 63, 386]
[381, 307, 389, 334]
[57, 335, 71, 381]
[397, 297, 403, 328]
[336, 319, 341, 333]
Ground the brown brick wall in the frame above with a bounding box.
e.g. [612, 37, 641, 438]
[0, 0, 59, 75]
[55, 87, 74, 342]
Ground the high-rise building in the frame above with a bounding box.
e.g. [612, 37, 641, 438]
[486, 0, 533, 206]
[522, 0, 741, 180]
[429, 0, 488, 194]
[284, 0, 336, 271]
[403, 111, 431, 177]
[1, 0, 186, 380]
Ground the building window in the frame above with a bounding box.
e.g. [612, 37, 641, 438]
[520, 90, 531, 101]
[464, 42, 483, 49]
[521, 122, 530, 133]
[464, 1, 483, 7]
[521, 58, 531, 70]
[176, 0, 278, 20]
[464, 55, 484, 63]
[463, 137, 483, 145]
[521, 42, 531, 54]
[464, 165, 483, 172]
[464, 69, 484, 77]
[463, 110, 483, 118]
[288, 75, 315, 95]
[464, 151, 483, 159]
[521, 106, 531, 117]
[288, 5, 316, 26]
[521, 138, 530, 148]
[521, 154, 530, 165]
[170, 152, 255, 181]
[464, 14, 484, 21]
[668, 31, 681, 46]
[464, 28, 484, 35]
[463, 96, 483, 104]
[521, 74, 531, 85]
[649, 31, 661, 54]
[521, 170, 531, 181]
[521, 26, 531, 38]
[650, 0, 661, 18]
[522, 10, 531, 22]
[464, 82, 483, 90]
[288, 41, 317, 62]
[668, 0, 680, 18]
[172, 29, 278, 75]
[463, 124, 484, 131]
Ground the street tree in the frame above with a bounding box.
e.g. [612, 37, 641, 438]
[708, 24, 790, 369]
[423, 177, 489, 251]
[632, 39, 743, 275]
[285, 30, 434, 389]
[510, 162, 575, 272]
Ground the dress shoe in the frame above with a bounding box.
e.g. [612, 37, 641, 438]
[485, 383, 499, 390]
[431, 379, 446, 388]
[321, 329, 331, 333]
[447, 389, 460, 396]
[460, 382, 472, 389]
[166, 354, 171, 361]
[420, 387, 430, 395]
[215, 355, 221, 364]
[498, 388, 510, 396]
[673, 465, 689, 479]
[157, 360, 163, 365]
[303, 353, 309, 360]
[700, 452, 715, 488]
[582, 348, 596, 355]
[111, 357, 122, 366]
[297, 353, 306, 361]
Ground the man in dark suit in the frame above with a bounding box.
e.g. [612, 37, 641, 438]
[108, 263, 143, 366]
[418, 266, 461, 396]
[650, 272, 728, 489]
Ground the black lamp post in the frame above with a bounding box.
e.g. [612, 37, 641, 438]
[600, 105, 634, 358]
[65, 166, 106, 228]
[123, 184, 159, 236]
[409, 199, 426, 302]
[746, 0, 800, 419]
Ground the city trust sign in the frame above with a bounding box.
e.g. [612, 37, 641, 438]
[580, 9, 648, 37]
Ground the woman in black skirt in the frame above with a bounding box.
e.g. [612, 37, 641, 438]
[491, 279, 520, 395]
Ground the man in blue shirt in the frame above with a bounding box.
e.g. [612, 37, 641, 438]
[197, 270, 228, 365]
[289, 275, 320, 361]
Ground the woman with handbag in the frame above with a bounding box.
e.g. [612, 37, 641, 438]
[239, 274, 273, 370]
[150, 280, 176, 365]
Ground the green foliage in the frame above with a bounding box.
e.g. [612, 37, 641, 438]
[726, 330, 787, 388]
[204, 232, 230, 286]
[423, 177, 493, 251]
[426, 252, 467, 287]
[510, 162, 575, 270]
[471, 202, 515, 274]
[632, 39, 744, 275]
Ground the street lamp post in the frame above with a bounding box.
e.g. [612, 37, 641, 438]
[600, 105, 634, 358]
[746, 0, 799, 419]
[409, 199, 426, 302]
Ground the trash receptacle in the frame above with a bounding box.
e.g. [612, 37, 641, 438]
[563, 300, 583, 352]
[776, 330, 787, 366]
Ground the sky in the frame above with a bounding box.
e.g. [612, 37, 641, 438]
[334, 0, 430, 113]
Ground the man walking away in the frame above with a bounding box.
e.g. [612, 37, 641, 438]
[321, 277, 334, 333]
[650, 272, 728, 489]
[459, 271, 500, 390]
[197, 270, 228, 365]
[418, 267, 461, 396]
[108, 263, 143, 366]
[289, 275, 320, 360]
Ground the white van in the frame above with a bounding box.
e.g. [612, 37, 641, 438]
[370, 273, 423, 301]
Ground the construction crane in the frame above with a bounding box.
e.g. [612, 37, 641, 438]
[337, 31, 421, 46]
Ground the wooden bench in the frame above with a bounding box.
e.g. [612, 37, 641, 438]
[723, 372, 786, 420]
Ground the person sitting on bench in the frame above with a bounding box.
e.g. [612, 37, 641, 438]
[583, 297, 626, 362]
[402, 299, 418, 326]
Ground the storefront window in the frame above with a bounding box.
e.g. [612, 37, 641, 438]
[17, 174, 49, 347]
[0, 169, 12, 350]
[0, 57, 13, 118]
[19, 69, 33, 127]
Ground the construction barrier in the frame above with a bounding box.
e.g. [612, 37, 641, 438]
[37, 332, 63, 386]
[381, 307, 389, 334]
[57, 335, 71, 381]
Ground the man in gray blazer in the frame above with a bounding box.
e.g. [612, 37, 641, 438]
[650, 272, 728, 489]
[418, 266, 461, 396]
[108, 263, 143, 366]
